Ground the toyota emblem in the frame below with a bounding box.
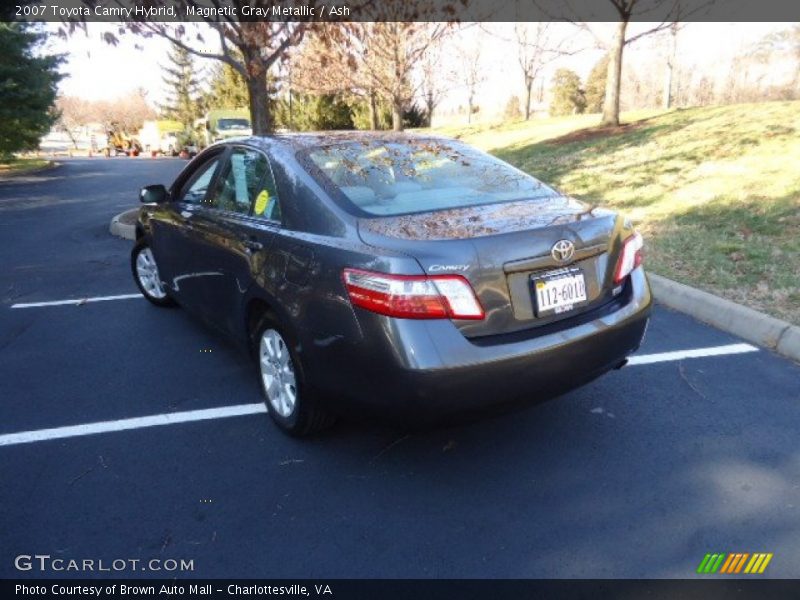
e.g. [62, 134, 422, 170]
[551, 239, 575, 263]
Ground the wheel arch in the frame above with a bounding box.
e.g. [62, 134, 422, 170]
[244, 296, 278, 354]
[244, 293, 306, 357]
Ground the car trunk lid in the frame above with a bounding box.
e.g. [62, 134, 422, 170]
[357, 197, 624, 339]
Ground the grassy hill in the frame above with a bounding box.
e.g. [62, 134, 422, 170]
[434, 102, 800, 325]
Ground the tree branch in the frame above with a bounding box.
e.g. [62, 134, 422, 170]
[136, 22, 242, 73]
[624, 22, 674, 45]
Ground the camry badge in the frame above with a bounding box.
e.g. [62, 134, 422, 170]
[551, 240, 575, 263]
[429, 264, 470, 272]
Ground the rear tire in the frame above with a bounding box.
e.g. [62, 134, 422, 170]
[131, 239, 176, 307]
[252, 313, 335, 437]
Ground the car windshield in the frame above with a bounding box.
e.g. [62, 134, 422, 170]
[302, 139, 559, 217]
[217, 118, 250, 131]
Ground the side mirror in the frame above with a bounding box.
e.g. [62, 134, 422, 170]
[140, 184, 168, 204]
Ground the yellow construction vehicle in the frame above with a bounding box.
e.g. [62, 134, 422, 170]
[102, 124, 143, 157]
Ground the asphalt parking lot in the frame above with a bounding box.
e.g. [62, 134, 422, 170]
[1, 158, 799, 579]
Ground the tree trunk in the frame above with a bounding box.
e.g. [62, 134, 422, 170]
[246, 74, 270, 134]
[244, 48, 271, 135]
[662, 62, 673, 110]
[425, 92, 434, 127]
[288, 88, 293, 131]
[602, 19, 628, 127]
[287, 68, 294, 131]
[525, 80, 532, 120]
[65, 130, 79, 149]
[392, 98, 403, 132]
[663, 24, 678, 110]
[368, 91, 378, 130]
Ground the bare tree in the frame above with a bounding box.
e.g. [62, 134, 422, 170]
[55, 96, 92, 149]
[459, 44, 485, 124]
[95, 88, 156, 133]
[364, 23, 452, 131]
[291, 29, 361, 94]
[419, 40, 453, 127]
[514, 23, 574, 120]
[660, 2, 692, 110]
[294, 20, 452, 131]
[292, 27, 386, 130]
[599, 3, 673, 125]
[129, 21, 308, 135]
[292, 25, 376, 128]
[692, 74, 715, 106]
[68, 1, 462, 134]
[754, 24, 800, 91]
[662, 22, 680, 109]
[68, 1, 339, 134]
[568, 1, 710, 125]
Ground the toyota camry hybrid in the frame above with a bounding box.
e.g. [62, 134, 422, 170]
[131, 133, 652, 436]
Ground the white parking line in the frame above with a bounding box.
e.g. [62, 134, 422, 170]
[11, 294, 142, 309]
[0, 343, 761, 448]
[0, 404, 266, 447]
[627, 343, 758, 365]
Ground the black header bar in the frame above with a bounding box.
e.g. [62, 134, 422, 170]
[7, 0, 800, 23]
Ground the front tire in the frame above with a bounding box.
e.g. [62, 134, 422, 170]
[131, 239, 175, 307]
[253, 314, 335, 437]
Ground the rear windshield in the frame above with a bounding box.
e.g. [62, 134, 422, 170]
[301, 139, 558, 217]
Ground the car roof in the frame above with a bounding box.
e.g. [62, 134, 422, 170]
[235, 131, 455, 153]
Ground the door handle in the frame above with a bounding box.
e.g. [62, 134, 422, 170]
[242, 238, 264, 252]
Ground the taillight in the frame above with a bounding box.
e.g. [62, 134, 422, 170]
[342, 268, 485, 320]
[613, 232, 644, 284]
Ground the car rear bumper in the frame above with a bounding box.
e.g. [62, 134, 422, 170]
[302, 267, 652, 418]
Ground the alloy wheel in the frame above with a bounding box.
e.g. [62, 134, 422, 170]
[135, 247, 167, 300]
[259, 328, 298, 418]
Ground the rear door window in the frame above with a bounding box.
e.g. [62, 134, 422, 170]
[209, 147, 281, 221]
[251, 155, 281, 223]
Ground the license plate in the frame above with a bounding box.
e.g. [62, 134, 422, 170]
[532, 268, 587, 316]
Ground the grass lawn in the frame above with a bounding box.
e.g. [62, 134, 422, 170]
[0, 157, 53, 177]
[434, 102, 800, 325]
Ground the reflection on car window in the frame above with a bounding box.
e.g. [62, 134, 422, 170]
[179, 158, 220, 204]
[304, 139, 558, 217]
[252, 156, 281, 223]
[207, 147, 282, 221]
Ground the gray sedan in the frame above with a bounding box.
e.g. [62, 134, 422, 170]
[131, 133, 652, 436]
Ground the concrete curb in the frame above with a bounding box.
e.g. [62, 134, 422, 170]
[109, 209, 138, 241]
[649, 273, 800, 363]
